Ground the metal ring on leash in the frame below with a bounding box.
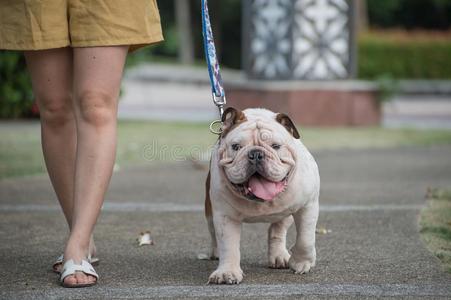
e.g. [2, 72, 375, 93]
[209, 119, 223, 135]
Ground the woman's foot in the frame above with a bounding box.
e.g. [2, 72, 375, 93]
[61, 238, 97, 286]
[53, 235, 97, 274]
[60, 259, 98, 288]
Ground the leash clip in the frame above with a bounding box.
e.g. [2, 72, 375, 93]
[210, 92, 225, 135]
[212, 92, 226, 118]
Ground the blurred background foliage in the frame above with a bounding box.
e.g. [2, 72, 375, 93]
[129, 0, 451, 77]
[1, 0, 451, 118]
[358, 30, 451, 79]
[0, 51, 34, 118]
[367, 0, 451, 29]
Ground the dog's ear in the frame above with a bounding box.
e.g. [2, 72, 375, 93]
[276, 113, 300, 139]
[221, 107, 247, 137]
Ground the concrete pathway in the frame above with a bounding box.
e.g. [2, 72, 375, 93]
[118, 64, 226, 122]
[383, 95, 451, 129]
[1, 146, 451, 299]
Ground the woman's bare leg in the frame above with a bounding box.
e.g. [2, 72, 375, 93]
[24, 48, 76, 226]
[24, 48, 97, 273]
[62, 46, 128, 285]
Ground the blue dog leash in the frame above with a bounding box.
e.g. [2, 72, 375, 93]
[201, 0, 226, 134]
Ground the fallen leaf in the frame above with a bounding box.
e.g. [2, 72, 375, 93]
[197, 253, 210, 260]
[316, 227, 332, 234]
[137, 231, 154, 246]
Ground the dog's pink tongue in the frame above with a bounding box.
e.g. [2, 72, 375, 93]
[248, 175, 285, 201]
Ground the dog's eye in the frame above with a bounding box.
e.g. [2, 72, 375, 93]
[231, 143, 241, 151]
[271, 144, 281, 150]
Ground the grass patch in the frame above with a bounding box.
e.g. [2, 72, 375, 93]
[1, 120, 451, 179]
[420, 188, 451, 273]
[0, 121, 45, 178]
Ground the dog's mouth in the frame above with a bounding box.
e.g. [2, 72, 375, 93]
[231, 172, 289, 203]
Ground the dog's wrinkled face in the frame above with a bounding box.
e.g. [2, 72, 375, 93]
[218, 108, 300, 203]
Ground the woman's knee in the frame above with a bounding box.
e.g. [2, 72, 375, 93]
[37, 95, 74, 128]
[76, 90, 117, 127]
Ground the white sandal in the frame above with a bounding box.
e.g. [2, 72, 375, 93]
[60, 259, 99, 288]
[53, 254, 99, 273]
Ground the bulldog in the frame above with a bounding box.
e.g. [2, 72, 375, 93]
[205, 107, 320, 284]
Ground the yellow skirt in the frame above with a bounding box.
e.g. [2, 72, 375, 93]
[0, 0, 164, 52]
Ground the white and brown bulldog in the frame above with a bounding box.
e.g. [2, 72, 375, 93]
[205, 107, 320, 284]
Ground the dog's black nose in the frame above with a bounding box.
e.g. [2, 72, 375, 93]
[248, 149, 265, 163]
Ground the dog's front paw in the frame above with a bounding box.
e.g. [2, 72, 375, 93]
[288, 255, 315, 274]
[268, 248, 291, 269]
[208, 267, 244, 284]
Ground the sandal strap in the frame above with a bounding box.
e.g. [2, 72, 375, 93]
[54, 254, 99, 267]
[52, 254, 64, 269]
[60, 259, 99, 283]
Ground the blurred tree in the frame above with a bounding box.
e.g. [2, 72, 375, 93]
[399, 0, 451, 29]
[367, 0, 451, 29]
[217, 0, 241, 69]
[175, 0, 194, 64]
[355, 0, 369, 33]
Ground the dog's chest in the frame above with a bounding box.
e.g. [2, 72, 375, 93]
[241, 202, 302, 223]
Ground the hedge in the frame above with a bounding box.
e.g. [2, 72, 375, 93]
[358, 31, 451, 79]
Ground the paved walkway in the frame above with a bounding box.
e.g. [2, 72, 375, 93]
[383, 95, 451, 129]
[1, 146, 451, 299]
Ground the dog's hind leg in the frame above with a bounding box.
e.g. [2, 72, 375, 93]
[205, 171, 218, 259]
[268, 215, 293, 269]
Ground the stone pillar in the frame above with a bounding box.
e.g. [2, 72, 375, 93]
[229, 0, 379, 126]
[243, 0, 356, 80]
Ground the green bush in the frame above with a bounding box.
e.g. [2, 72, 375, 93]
[0, 51, 34, 118]
[358, 32, 451, 79]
